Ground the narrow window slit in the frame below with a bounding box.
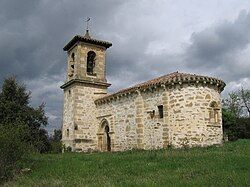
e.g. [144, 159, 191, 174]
[158, 105, 164, 118]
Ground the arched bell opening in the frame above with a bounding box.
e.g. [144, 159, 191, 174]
[87, 51, 96, 75]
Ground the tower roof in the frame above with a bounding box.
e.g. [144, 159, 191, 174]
[63, 31, 112, 51]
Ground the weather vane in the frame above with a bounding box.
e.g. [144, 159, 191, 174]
[85, 17, 91, 30]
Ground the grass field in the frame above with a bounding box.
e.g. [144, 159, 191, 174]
[6, 140, 250, 186]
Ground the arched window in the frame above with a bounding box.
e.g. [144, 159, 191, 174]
[97, 119, 111, 151]
[68, 53, 75, 77]
[104, 125, 111, 151]
[87, 51, 96, 75]
[209, 101, 219, 124]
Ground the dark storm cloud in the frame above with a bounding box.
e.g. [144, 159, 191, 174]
[0, 0, 125, 82]
[0, 0, 126, 133]
[184, 10, 250, 82]
[0, 0, 38, 21]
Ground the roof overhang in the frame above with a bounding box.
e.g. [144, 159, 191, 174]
[63, 35, 112, 51]
[60, 79, 111, 89]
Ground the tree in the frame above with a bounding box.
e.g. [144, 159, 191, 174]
[223, 87, 250, 118]
[222, 87, 250, 140]
[52, 129, 62, 142]
[49, 129, 62, 153]
[240, 87, 250, 117]
[0, 76, 50, 153]
[222, 91, 242, 118]
[222, 108, 240, 141]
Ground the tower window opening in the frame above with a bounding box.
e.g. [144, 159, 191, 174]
[158, 105, 164, 118]
[71, 53, 75, 62]
[68, 53, 75, 77]
[69, 63, 74, 76]
[87, 51, 96, 75]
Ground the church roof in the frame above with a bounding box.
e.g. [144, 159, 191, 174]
[95, 72, 226, 104]
[63, 34, 112, 51]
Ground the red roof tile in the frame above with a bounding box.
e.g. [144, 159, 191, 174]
[95, 72, 226, 104]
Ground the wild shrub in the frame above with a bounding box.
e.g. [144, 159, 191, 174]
[0, 125, 28, 183]
[50, 141, 62, 153]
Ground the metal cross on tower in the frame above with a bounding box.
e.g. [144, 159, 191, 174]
[84, 17, 91, 38]
[86, 17, 91, 30]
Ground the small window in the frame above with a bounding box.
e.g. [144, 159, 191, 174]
[209, 101, 219, 124]
[74, 125, 78, 130]
[66, 129, 69, 137]
[158, 105, 164, 118]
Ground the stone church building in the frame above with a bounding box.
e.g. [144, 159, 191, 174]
[61, 30, 226, 152]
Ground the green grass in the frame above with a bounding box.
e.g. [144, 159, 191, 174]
[6, 140, 250, 186]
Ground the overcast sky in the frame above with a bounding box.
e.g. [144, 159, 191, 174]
[1, 0, 250, 134]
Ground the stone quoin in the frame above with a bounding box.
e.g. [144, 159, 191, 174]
[61, 30, 226, 152]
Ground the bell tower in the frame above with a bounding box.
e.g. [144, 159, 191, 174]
[61, 29, 112, 151]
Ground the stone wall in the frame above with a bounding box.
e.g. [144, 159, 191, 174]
[96, 83, 223, 151]
[97, 94, 139, 151]
[141, 89, 166, 150]
[61, 85, 75, 148]
[168, 84, 223, 148]
[96, 88, 169, 151]
[62, 83, 108, 152]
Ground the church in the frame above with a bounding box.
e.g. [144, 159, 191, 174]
[61, 29, 226, 152]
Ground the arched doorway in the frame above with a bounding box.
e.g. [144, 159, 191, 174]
[105, 125, 111, 151]
[98, 119, 112, 151]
